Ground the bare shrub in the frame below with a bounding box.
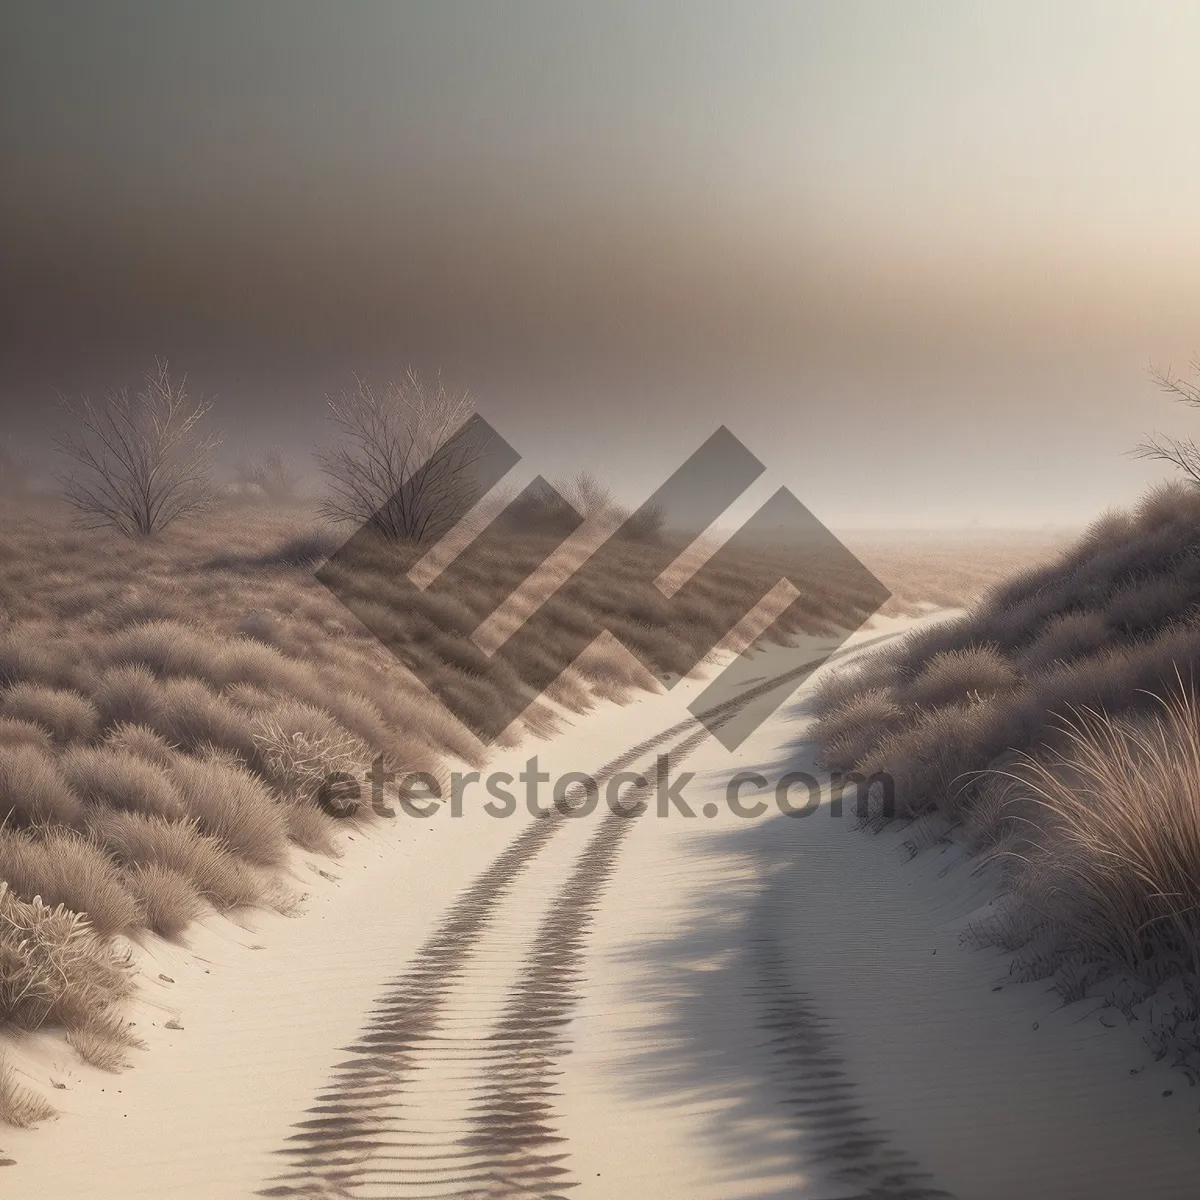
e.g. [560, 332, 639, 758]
[123, 864, 201, 940]
[55, 360, 220, 536]
[0, 1057, 57, 1128]
[0, 745, 85, 828]
[0, 830, 140, 937]
[170, 755, 287, 866]
[59, 745, 185, 820]
[1132, 362, 1200, 488]
[317, 369, 486, 541]
[0, 683, 98, 744]
[0, 882, 135, 1031]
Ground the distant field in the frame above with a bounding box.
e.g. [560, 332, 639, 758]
[841, 527, 1077, 615]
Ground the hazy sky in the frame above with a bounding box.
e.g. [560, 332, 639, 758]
[5, 1, 1200, 525]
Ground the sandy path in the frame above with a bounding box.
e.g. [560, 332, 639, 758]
[555, 641, 1200, 1199]
[8, 615, 1200, 1197]
[0, 652, 783, 1197]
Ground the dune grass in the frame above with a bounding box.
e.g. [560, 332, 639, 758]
[997, 692, 1200, 990]
[0, 494, 892, 1085]
[810, 481, 1200, 1037]
[0, 490, 1057, 1125]
[0, 1056, 56, 1130]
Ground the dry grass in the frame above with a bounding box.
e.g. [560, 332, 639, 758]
[0, 1057, 57, 1129]
[89, 811, 263, 910]
[993, 690, 1200, 996]
[0, 882, 134, 1031]
[0, 745, 85, 828]
[123, 864, 202, 940]
[59, 744, 186, 820]
[813, 483, 1200, 818]
[65, 1013, 143, 1073]
[0, 683, 98, 745]
[0, 497, 975, 1054]
[0, 830, 140, 937]
[167, 754, 288, 866]
[901, 646, 1019, 710]
[810, 482, 1200, 1043]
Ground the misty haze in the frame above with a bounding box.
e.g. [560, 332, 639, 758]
[4, 4, 1200, 1199]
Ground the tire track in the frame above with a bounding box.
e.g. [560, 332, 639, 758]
[458, 726, 712, 1198]
[260, 632, 915, 1198]
[746, 934, 952, 1200]
[258, 716, 706, 1198]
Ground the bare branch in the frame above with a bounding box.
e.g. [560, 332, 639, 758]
[1132, 433, 1200, 487]
[316, 371, 486, 541]
[1149, 361, 1200, 409]
[54, 361, 220, 536]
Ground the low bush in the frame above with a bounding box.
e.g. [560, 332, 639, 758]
[0, 683, 98, 745]
[0, 830, 140, 937]
[0, 746, 85, 829]
[0, 882, 134, 1032]
[123, 864, 201, 940]
[89, 810, 262, 910]
[169, 755, 288, 867]
[58, 745, 185, 820]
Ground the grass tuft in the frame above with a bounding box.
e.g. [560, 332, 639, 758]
[0, 1057, 57, 1128]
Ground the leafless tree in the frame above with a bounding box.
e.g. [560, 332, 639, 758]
[554, 470, 617, 521]
[317, 370, 487, 541]
[1133, 359, 1200, 486]
[236, 445, 300, 502]
[55, 360, 220, 535]
[555, 470, 664, 542]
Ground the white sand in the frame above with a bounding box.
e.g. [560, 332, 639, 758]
[5, 613, 1200, 1198]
